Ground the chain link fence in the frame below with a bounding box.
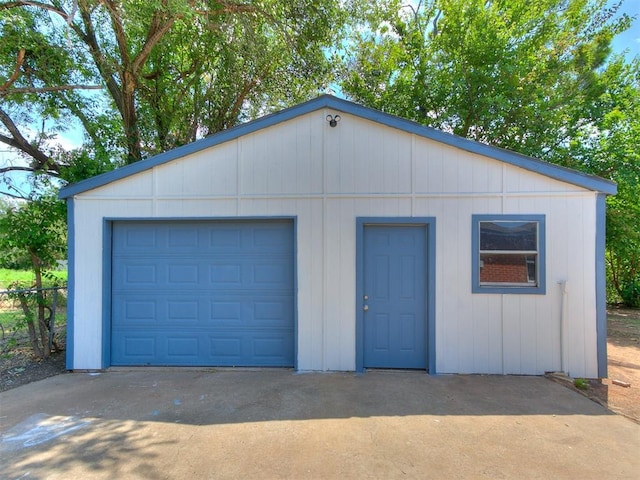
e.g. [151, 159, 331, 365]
[0, 287, 67, 355]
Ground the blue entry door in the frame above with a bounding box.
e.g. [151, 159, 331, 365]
[363, 225, 427, 369]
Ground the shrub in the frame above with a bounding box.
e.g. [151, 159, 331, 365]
[620, 277, 640, 309]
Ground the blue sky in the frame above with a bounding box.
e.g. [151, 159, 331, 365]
[611, 0, 640, 59]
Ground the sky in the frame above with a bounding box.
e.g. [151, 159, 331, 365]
[1, 1, 639, 198]
[610, 0, 640, 59]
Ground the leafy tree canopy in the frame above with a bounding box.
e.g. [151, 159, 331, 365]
[0, 0, 346, 189]
[341, 0, 631, 160]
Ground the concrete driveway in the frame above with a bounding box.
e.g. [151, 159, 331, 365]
[1, 370, 638, 479]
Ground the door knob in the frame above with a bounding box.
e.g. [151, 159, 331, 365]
[363, 305, 369, 311]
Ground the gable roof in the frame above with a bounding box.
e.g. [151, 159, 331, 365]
[59, 95, 617, 198]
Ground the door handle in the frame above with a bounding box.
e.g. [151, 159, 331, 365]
[363, 305, 369, 311]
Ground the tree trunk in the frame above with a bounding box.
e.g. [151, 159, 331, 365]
[122, 70, 142, 163]
[31, 252, 51, 357]
[17, 294, 43, 359]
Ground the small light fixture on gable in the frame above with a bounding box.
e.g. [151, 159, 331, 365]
[326, 114, 341, 127]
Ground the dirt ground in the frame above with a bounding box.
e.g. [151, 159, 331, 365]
[599, 307, 640, 423]
[0, 347, 66, 392]
[0, 323, 68, 392]
[1, 310, 639, 423]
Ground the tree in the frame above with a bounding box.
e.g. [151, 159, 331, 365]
[569, 58, 640, 306]
[0, 1, 345, 188]
[342, 0, 628, 159]
[0, 194, 67, 357]
[340, 0, 640, 306]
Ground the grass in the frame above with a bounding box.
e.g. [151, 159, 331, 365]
[0, 309, 67, 331]
[0, 269, 35, 289]
[0, 269, 67, 290]
[0, 310, 24, 331]
[574, 378, 590, 390]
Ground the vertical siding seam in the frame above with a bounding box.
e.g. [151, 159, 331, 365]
[152, 167, 157, 216]
[411, 134, 416, 216]
[501, 164, 507, 213]
[236, 138, 240, 215]
[501, 295, 505, 374]
[500, 165, 505, 372]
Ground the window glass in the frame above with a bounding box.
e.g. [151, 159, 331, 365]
[479, 221, 538, 286]
[479, 221, 537, 251]
[479, 253, 537, 284]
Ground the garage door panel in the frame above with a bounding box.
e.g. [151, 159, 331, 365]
[121, 336, 156, 357]
[113, 329, 295, 366]
[168, 264, 200, 284]
[115, 259, 292, 290]
[252, 335, 293, 359]
[122, 300, 157, 321]
[114, 294, 293, 327]
[210, 337, 242, 358]
[252, 261, 292, 286]
[114, 296, 202, 326]
[119, 226, 158, 249]
[252, 226, 294, 250]
[167, 337, 199, 357]
[111, 220, 294, 366]
[119, 264, 158, 285]
[168, 227, 199, 248]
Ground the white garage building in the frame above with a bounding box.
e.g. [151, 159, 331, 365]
[59, 95, 616, 378]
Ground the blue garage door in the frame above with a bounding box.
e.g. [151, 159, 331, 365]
[111, 220, 294, 366]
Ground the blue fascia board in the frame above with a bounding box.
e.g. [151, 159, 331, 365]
[595, 194, 608, 378]
[59, 95, 617, 199]
[65, 199, 75, 370]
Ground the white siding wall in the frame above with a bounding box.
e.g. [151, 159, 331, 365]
[72, 110, 598, 377]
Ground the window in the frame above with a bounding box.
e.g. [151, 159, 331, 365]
[472, 214, 545, 294]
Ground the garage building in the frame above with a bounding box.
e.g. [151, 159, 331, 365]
[59, 95, 616, 378]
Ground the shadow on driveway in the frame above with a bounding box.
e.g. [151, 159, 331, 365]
[0, 369, 617, 426]
[1, 370, 638, 479]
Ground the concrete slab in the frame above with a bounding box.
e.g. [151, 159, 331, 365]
[1, 370, 638, 479]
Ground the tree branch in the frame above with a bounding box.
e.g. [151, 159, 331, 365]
[134, 2, 258, 76]
[0, 151, 59, 177]
[0, 49, 25, 92]
[1, 85, 103, 95]
[132, 14, 179, 75]
[226, 69, 268, 129]
[76, 0, 124, 113]
[0, 189, 31, 200]
[0, 165, 40, 175]
[0, 1, 70, 20]
[0, 108, 57, 173]
[100, 0, 131, 69]
[216, 1, 257, 14]
[58, 94, 105, 152]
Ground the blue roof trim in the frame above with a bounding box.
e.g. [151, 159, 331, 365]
[596, 193, 608, 378]
[59, 95, 617, 198]
[65, 199, 75, 369]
